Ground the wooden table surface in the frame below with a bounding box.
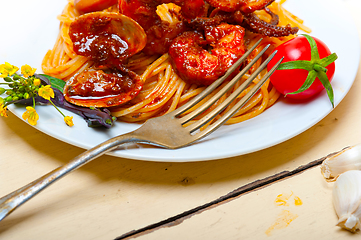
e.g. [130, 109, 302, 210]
[1, 0, 361, 239]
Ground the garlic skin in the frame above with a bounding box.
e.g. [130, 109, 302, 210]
[333, 170, 361, 232]
[321, 144, 361, 181]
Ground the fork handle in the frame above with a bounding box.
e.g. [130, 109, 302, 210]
[0, 131, 141, 222]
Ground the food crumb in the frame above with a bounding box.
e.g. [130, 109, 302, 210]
[274, 192, 293, 206]
[274, 192, 303, 206]
[265, 210, 298, 236]
[294, 196, 303, 206]
[266, 192, 302, 235]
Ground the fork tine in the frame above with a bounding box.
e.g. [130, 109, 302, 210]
[172, 38, 263, 118]
[179, 43, 271, 125]
[185, 50, 279, 133]
[189, 56, 284, 138]
[178, 43, 272, 125]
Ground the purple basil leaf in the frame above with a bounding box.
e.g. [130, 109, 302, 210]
[13, 74, 115, 128]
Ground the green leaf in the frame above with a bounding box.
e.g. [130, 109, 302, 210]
[317, 71, 334, 107]
[301, 34, 320, 61]
[277, 60, 313, 71]
[40, 74, 66, 92]
[286, 70, 317, 96]
[317, 53, 338, 68]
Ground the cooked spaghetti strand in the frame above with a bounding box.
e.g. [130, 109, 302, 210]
[42, 0, 308, 125]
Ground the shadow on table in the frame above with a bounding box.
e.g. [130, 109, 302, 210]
[1, 102, 345, 189]
[0, 80, 357, 236]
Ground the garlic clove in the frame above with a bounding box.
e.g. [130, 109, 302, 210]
[321, 144, 361, 181]
[333, 170, 361, 232]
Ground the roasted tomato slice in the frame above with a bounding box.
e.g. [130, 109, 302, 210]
[64, 69, 143, 108]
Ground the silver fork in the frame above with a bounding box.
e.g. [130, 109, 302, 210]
[0, 39, 283, 221]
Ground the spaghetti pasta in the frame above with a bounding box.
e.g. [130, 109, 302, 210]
[42, 0, 309, 125]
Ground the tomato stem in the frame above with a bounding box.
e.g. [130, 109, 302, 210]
[313, 63, 327, 73]
[279, 34, 337, 107]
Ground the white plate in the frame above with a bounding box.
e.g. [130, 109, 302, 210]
[0, 0, 359, 162]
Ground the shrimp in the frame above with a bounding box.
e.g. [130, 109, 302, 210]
[119, 0, 208, 55]
[119, 0, 208, 29]
[169, 23, 246, 86]
[205, 0, 275, 13]
[119, 0, 297, 55]
[65, 12, 147, 107]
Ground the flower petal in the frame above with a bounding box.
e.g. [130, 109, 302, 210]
[64, 116, 74, 127]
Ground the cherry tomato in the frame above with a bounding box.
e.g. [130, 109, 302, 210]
[74, 0, 117, 13]
[267, 35, 336, 101]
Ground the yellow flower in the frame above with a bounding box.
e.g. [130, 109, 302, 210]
[38, 85, 54, 100]
[64, 116, 74, 127]
[33, 78, 41, 86]
[22, 106, 39, 125]
[0, 104, 8, 117]
[0, 62, 19, 78]
[0, 66, 5, 78]
[21, 64, 37, 78]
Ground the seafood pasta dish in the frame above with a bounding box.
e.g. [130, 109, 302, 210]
[42, 0, 310, 125]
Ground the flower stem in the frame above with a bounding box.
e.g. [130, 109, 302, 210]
[49, 99, 66, 117]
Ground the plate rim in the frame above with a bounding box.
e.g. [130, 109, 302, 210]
[2, 0, 360, 162]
